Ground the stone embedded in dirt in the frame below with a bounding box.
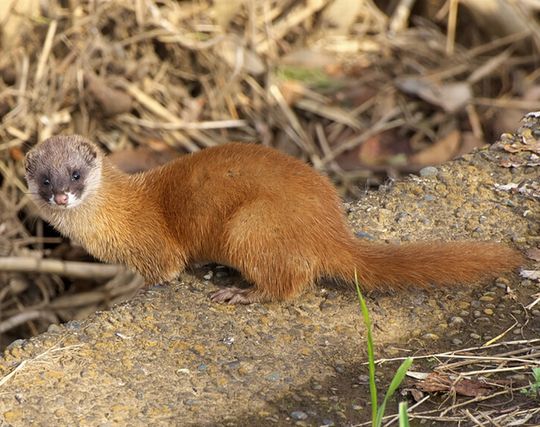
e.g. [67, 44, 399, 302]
[290, 411, 308, 420]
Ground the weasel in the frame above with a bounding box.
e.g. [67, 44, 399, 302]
[24, 135, 523, 304]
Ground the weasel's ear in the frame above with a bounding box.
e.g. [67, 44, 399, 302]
[24, 149, 37, 176]
[75, 137, 99, 162]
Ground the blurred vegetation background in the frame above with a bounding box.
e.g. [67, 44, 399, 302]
[0, 0, 539, 346]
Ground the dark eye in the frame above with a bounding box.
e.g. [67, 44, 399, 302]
[43, 178, 50, 186]
[71, 171, 80, 181]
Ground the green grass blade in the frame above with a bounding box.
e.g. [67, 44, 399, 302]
[532, 367, 540, 382]
[354, 270, 378, 427]
[375, 357, 413, 427]
[398, 401, 410, 427]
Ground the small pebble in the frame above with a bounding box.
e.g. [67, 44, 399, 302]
[459, 310, 470, 317]
[355, 231, 374, 240]
[419, 166, 438, 177]
[422, 333, 439, 340]
[66, 320, 82, 330]
[484, 309, 494, 315]
[321, 419, 335, 427]
[473, 310, 482, 318]
[6, 339, 25, 351]
[423, 194, 436, 202]
[532, 310, 540, 317]
[449, 316, 465, 327]
[479, 296, 494, 302]
[357, 375, 369, 384]
[291, 411, 308, 420]
[352, 405, 363, 411]
[470, 333, 481, 339]
[267, 372, 280, 381]
[512, 328, 522, 335]
[222, 337, 235, 345]
[203, 272, 213, 280]
[47, 324, 62, 333]
[451, 338, 463, 346]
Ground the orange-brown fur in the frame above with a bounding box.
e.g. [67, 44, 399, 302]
[26, 137, 523, 304]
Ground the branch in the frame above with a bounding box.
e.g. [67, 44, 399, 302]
[0, 257, 123, 280]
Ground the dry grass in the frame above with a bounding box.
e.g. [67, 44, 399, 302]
[0, 0, 539, 420]
[359, 339, 540, 426]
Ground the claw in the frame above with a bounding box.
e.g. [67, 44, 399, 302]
[210, 287, 257, 304]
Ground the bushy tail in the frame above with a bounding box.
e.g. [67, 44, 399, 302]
[330, 240, 523, 291]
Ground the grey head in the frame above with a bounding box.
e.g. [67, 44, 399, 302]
[25, 135, 103, 209]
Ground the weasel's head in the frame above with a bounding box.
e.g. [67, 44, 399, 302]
[25, 135, 103, 210]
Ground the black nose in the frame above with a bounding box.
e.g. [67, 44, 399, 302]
[54, 193, 68, 205]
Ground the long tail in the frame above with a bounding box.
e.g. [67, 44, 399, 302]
[329, 240, 523, 291]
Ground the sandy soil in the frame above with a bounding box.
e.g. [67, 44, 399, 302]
[0, 141, 538, 426]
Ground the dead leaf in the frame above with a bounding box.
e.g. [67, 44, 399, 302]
[396, 78, 472, 113]
[410, 388, 424, 402]
[521, 270, 540, 281]
[410, 130, 461, 166]
[526, 248, 540, 262]
[9, 147, 24, 162]
[417, 372, 493, 397]
[501, 129, 540, 154]
[109, 142, 178, 174]
[85, 74, 133, 116]
[494, 182, 519, 192]
[359, 135, 384, 166]
[455, 131, 485, 158]
[499, 155, 529, 168]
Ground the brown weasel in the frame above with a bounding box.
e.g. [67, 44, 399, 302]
[24, 135, 523, 304]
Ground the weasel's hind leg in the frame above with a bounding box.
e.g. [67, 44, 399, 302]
[210, 264, 315, 304]
[215, 203, 318, 304]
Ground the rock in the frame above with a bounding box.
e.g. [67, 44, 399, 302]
[291, 411, 308, 420]
[422, 333, 439, 340]
[449, 316, 465, 327]
[419, 166, 438, 177]
[47, 323, 62, 333]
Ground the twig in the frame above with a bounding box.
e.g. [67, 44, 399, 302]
[118, 115, 248, 130]
[35, 20, 58, 84]
[0, 257, 123, 279]
[0, 310, 57, 334]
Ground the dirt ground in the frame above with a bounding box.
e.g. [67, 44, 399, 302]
[0, 138, 538, 426]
